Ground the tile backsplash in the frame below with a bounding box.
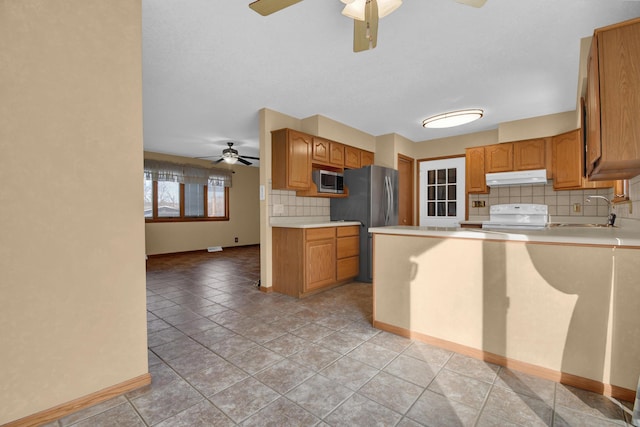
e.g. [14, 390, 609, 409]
[468, 184, 612, 219]
[269, 175, 640, 222]
[269, 189, 330, 217]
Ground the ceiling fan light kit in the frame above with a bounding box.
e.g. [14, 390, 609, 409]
[422, 109, 484, 129]
[341, 0, 402, 21]
[249, 0, 484, 52]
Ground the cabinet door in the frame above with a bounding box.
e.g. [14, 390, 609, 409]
[337, 257, 358, 281]
[361, 150, 374, 167]
[465, 147, 487, 193]
[305, 238, 336, 291]
[552, 129, 613, 190]
[552, 130, 583, 189]
[337, 236, 359, 259]
[485, 144, 513, 173]
[593, 20, 640, 178]
[329, 142, 345, 167]
[287, 131, 312, 189]
[514, 138, 546, 171]
[344, 146, 361, 169]
[586, 36, 602, 176]
[312, 137, 330, 163]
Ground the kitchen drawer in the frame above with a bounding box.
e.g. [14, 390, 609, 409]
[337, 256, 359, 281]
[337, 225, 360, 237]
[337, 236, 359, 259]
[305, 227, 335, 241]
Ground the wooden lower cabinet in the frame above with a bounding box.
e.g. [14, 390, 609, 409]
[305, 232, 336, 292]
[336, 226, 359, 281]
[272, 225, 359, 298]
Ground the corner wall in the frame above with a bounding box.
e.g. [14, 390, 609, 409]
[0, 1, 147, 424]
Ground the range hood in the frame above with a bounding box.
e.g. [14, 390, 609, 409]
[485, 169, 548, 186]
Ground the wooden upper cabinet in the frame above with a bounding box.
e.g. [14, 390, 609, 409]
[586, 18, 640, 180]
[344, 146, 361, 169]
[552, 130, 584, 189]
[271, 129, 312, 190]
[552, 129, 613, 190]
[329, 142, 344, 166]
[466, 146, 488, 194]
[485, 143, 513, 173]
[586, 36, 602, 176]
[312, 137, 344, 167]
[513, 138, 547, 171]
[312, 137, 330, 164]
[361, 150, 374, 167]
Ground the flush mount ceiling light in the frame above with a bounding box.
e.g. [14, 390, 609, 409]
[422, 109, 484, 129]
[341, 0, 402, 21]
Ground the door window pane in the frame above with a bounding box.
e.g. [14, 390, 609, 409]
[427, 186, 435, 201]
[437, 169, 446, 184]
[448, 168, 457, 183]
[428, 202, 435, 216]
[427, 170, 435, 185]
[448, 202, 457, 216]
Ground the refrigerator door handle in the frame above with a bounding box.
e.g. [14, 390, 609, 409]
[384, 175, 392, 226]
[387, 177, 396, 225]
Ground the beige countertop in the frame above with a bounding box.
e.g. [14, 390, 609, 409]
[270, 216, 361, 229]
[369, 221, 640, 248]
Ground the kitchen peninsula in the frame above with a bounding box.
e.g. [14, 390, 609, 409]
[370, 224, 640, 400]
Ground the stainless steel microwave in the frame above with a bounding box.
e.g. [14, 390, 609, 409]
[312, 170, 344, 194]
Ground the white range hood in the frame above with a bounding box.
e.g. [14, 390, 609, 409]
[485, 169, 548, 186]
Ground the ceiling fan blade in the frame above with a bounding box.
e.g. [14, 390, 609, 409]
[354, 0, 378, 52]
[249, 0, 303, 16]
[455, 0, 487, 8]
[214, 158, 225, 164]
[237, 158, 252, 166]
[240, 155, 260, 160]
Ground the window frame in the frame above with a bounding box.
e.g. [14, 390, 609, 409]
[145, 180, 229, 223]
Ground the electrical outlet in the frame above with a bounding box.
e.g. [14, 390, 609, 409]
[472, 201, 486, 208]
[234, 237, 238, 243]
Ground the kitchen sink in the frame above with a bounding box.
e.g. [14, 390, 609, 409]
[548, 223, 615, 228]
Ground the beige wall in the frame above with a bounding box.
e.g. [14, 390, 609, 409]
[373, 234, 640, 391]
[0, 1, 147, 424]
[498, 110, 577, 142]
[144, 152, 260, 255]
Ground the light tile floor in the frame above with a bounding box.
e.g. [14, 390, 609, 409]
[45, 246, 634, 426]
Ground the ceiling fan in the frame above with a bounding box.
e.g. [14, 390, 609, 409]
[199, 142, 260, 165]
[249, 0, 487, 52]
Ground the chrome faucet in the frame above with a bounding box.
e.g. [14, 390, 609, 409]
[585, 195, 616, 226]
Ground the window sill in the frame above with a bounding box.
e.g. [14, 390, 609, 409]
[145, 217, 229, 223]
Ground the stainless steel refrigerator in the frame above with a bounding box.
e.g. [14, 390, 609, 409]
[330, 165, 398, 283]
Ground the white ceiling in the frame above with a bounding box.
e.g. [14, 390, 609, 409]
[142, 0, 640, 167]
